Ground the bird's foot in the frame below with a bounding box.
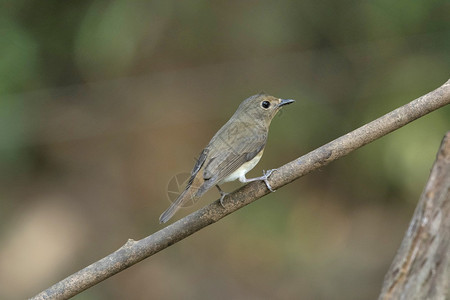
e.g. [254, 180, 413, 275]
[261, 169, 277, 192]
[216, 185, 229, 207]
[242, 169, 278, 192]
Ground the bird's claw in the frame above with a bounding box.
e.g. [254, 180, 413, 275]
[219, 193, 228, 207]
[262, 169, 277, 192]
[216, 185, 229, 208]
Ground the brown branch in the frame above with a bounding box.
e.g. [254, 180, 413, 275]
[31, 79, 450, 300]
[378, 132, 450, 300]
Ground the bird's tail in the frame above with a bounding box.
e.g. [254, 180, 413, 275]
[159, 176, 202, 223]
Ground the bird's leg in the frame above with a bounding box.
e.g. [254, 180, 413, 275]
[216, 185, 230, 207]
[240, 169, 277, 192]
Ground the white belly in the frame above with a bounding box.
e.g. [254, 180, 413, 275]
[221, 151, 263, 183]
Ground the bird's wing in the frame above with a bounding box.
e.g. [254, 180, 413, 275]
[202, 123, 267, 186]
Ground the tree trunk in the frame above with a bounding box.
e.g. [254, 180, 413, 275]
[378, 132, 450, 300]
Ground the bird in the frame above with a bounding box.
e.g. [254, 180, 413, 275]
[159, 93, 294, 223]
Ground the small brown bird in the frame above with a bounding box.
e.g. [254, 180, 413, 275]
[159, 94, 294, 223]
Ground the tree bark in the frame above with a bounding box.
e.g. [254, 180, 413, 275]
[378, 132, 450, 300]
[31, 79, 450, 300]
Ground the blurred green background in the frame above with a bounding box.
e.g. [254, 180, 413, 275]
[1, 1, 449, 299]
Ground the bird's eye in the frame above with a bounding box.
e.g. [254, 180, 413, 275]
[261, 101, 270, 109]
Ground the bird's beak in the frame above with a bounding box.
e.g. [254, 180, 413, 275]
[278, 99, 295, 107]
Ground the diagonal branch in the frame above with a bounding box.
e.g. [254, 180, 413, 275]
[31, 79, 450, 300]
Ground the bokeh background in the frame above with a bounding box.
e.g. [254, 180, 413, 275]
[1, 1, 449, 299]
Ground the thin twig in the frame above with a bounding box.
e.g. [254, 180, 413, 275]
[31, 79, 450, 300]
